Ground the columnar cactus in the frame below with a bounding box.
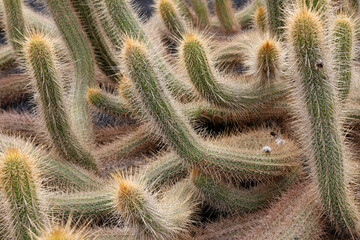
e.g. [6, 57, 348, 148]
[286, 5, 359, 237]
[1, 0, 360, 239]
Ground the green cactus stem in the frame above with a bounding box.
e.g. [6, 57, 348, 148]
[333, 14, 354, 102]
[265, 0, 285, 37]
[286, 6, 359, 237]
[70, 0, 121, 83]
[214, 0, 238, 32]
[2, 0, 25, 53]
[190, 0, 210, 26]
[254, 6, 267, 33]
[45, 0, 95, 146]
[0, 145, 46, 240]
[158, 0, 187, 39]
[24, 32, 97, 170]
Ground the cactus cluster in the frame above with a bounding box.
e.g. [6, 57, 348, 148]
[1, 0, 360, 239]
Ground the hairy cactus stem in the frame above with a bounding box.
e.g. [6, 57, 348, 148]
[2, 0, 25, 53]
[214, 0, 238, 32]
[23, 32, 97, 170]
[254, 6, 267, 33]
[286, 6, 359, 237]
[190, 0, 210, 26]
[0, 145, 46, 239]
[265, 0, 285, 37]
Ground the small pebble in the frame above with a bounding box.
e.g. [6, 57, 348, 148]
[275, 137, 285, 145]
[262, 146, 272, 153]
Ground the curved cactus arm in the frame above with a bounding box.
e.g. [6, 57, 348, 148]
[286, 6, 359, 237]
[235, 0, 265, 28]
[23, 32, 97, 170]
[190, 169, 298, 213]
[142, 151, 188, 189]
[48, 191, 114, 219]
[70, 0, 121, 83]
[87, 87, 132, 117]
[122, 38, 300, 179]
[179, 32, 287, 108]
[2, 0, 25, 53]
[45, 0, 95, 146]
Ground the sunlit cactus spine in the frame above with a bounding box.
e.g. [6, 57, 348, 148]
[332, 14, 355, 102]
[214, 0, 238, 32]
[286, 5, 359, 237]
[0, 144, 46, 240]
[23, 32, 97, 170]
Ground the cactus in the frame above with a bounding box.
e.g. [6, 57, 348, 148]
[24, 32, 97, 170]
[157, 0, 187, 40]
[333, 14, 354, 102]
[265, 0, 285, 37]
[2, 0, 360, 239]
[254, 6, 267, 33]
[0, 143, 46, 240]
[286, 6, 359, 237]
[190, 0, 210, 26]
[2, 0, 25, 53]
[214, 0, 238, 32]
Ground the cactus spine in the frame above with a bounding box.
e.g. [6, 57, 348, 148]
[286, 6, 359, 237]
[24, 32, 97, 170]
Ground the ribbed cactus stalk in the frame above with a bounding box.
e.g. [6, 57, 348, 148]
[265, 0, 285, 37]
[214, 0, 238, 32]
[45, 0, 95, 146]
[190, 0, 210, 26]
[70, 0, 121, 83]
[157, 0, 187, 39]
[333, 14, 354, 102]
[254, 6, 267, 33]
[23, 32, 97, 170]
[286, 6, 359, 237]
[2, 0, 25, 53]
[0, 145, 46, 240]
[122, 38, 299, 178]
[111, 172, 196, 239]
